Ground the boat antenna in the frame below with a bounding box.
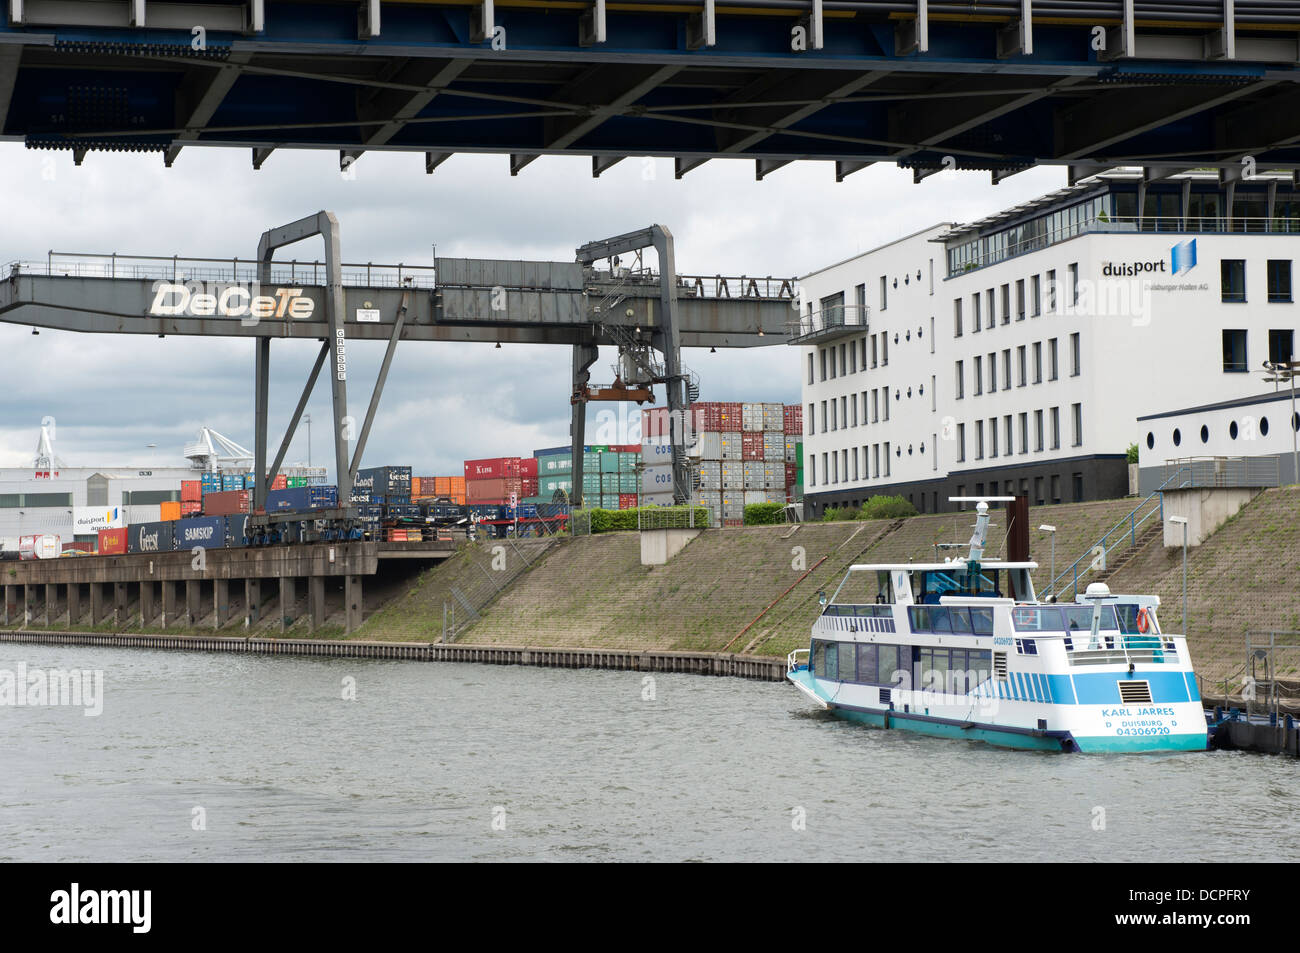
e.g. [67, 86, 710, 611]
[948, 496, 1015, 565]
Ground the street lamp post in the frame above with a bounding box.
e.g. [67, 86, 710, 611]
[1169, 515, 1189, 636]
[1039, 524, 1057, 600]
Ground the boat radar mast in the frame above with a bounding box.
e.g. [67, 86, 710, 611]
[948, 496, 1016, 573]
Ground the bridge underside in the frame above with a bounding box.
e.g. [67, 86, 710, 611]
[3, 2, 1300, 179]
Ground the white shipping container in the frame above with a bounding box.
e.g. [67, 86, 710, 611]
[763, 432, 785, 460]
[743, 490, 767, 505]
[721, 461, 745, 490]
[785, 436, 799, 463]
[642, 439, 675, 464]
[743, 461, 766, 489]
[694, 432, 723, 461]
[641, 491, 676, 507]
[696, 460, 722, 491]
[741, 402, 764, 432]
[762, 462, 784, 489]
[766, 489, 788, 504]
[720, 432, 743, 460]
[762, 402, 784, 432]
[722, 498, 744, 520]
[641, 463, 675, 495]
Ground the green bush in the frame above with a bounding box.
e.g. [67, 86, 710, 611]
[820, 506, 860, 522]
[582, 506, 710, 532]
[856, 495, 918, 520]
[744, 502, 786, 525]
[1126, 442, 1140, 464]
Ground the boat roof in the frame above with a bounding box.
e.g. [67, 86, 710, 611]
[847, 561, 1038, 572]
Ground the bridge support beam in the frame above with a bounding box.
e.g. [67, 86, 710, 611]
[91, 583, 109, 627]
[308, 576, 326, 631]
[114, 582, 128, 629]
[162, 580, 178, 629]
[280, 576, 297, 632]
[246, 578, 262, 626]
[215, 578, 233, 628]
[344, 574, 363, 635]
[44, 583, 56, 628]
[3, 584, 15, 626]
[185, 580, 201, 627]
[140, 580, 157, 628]
[67, 583, 81, 627]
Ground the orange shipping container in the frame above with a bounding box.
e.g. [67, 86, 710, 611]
[434, 476, 453, 496]
[97, 527, 128, 555]
[160, 501, 182, 521]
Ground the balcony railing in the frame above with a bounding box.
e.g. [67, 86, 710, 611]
[1162, 456, 1282, 489]
[786, 305, 869, 345]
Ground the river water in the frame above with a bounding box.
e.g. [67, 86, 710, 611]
[1, 644, 1292, 862]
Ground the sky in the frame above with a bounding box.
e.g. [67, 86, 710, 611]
[0, 143, 1068, 478]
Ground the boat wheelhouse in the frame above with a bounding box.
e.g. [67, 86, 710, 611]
[786, 501, 1207, 753]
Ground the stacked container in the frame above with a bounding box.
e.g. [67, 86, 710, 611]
[202, 490, 250, 516]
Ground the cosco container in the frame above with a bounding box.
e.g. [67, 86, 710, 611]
[641, 464, 674, 495]
[538, 454, 572, 474]
[175, 516, 225, 549]
[129, 520, 175, 554]
[641, 439, 673, 464]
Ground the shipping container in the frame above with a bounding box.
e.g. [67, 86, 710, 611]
[641, 464, 674, 495]
[641, 439, 674, 465]
[469, 503, 505, 520]
[62, 541, 93, 554]
[463, 457, 520, 481]
[175, 516, 225, 549]
[722, 496, 744, 521]
[466, 478, 524, 504]
[762, 462, 784, 490]
[743, 490, 768, 506]
[358, 465, 413, 497]
[741, 432, 765, 461]
[519, 458, 539, 478]
[244, 472, 256, 489]
[766, 489, 788, 504]
[617, 452, 639, 472]
[200, 473, 221, 493]
[743, 460, 766, 490]
[386, 503, 423, 519]
[19, 534, 61, 560]
[129, 520, 175, 554]
[597, 452, 619, 474]
[521, 477, 539, 497]
[160, 500, 182, 521]
[618, 494, 638, 509]
[762, 402, 784, 432]
[719, 432, 742, 460]
[641, 491, 676, 508]
[741, 402, 764, 432]
[785, 463, 799, 488]
[696, 460, 721, 491]
[598, 494, 621, 510]
[97, 527, 128, 555]
[271, 474, 288, 491]
[539, 474, 573, 497]
[692, 432, 722, 461]
[784, 404, 803, 435]
[225, 514, 249, 548]
[696, 492, 723, 527]
[180, 480, 202, 503]
[537, 454, 572, 475]
[180, 500, 202, 516]
[266, 486, 338, 512]
[763, 432, 785, 461]
[617, 472, 638, 493]
[202, 489, 250, 516]
[221, 473, 242, 491]
[784, 436, 799, 463]
[721, 461, 745, 491]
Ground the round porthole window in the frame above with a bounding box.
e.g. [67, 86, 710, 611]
[1173, 428, 1182, 446]
[895, 390, 901, 401]
[906, 330, 912, 341]
[1261, 417, 1270, 436]
[894, 332, 900, 344]
[1229, 421, 1239, 440]
[920, 443, 926, 453]
[1200, 424, 1209, 444]
[1146, 432, 1155, 450]
[907, 387, 913, 398]
[919, 384, 925, 396]
[908, 445, 913, 455]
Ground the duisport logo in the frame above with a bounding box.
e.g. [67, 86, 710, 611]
[1171, 237, 1198, 276]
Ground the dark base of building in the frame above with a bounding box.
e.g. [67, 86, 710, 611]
[803, 453, 1129, 517]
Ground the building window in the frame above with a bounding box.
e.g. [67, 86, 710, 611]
[1070, 333, 1081, 376]
[1000, 284, 1011, 324]
[1050, 406, 1061, 449]
[1072, 403, 1083, 446]
[810, 457, 816, 487]
[1016, 279, 1026, 320]
[1069, 262, 1079, 307]
[819, 348, 827, 382]
[1017, 345, 1027, 387]
[830, 400, 837, 431]
[1019, 412, 1028, 454]
[807, 353, 814, 385]
[851, 394, 859, 427]
[985, 289, 995, 329]
[1005, 415, 1014, 456]
[1221, 259, 1246, 303]
[883, 390, 890, 421]
[884, 442, 891, 477]
[852, 448, 859, 481]
[1046, 269, 1057, 312]
[860, 337, 867, 370]
[972, 293, 982, 333]
[841, 396, 847, 429]
[974, 355, 984, 396]
[871, 336, 878, 368]
[1001, 349, 1011, 390]
[1222, 329, 1248, 372]
[842, 449, 848, 481]
[1031, 274, 1041, 316]
[880, 276, 888, 311]
[1268, 260, 1292, 303]
[958, 423, 966, 462]
[990, 418, 999, 458]
[988, 352, 997, 392]
[849, 342, 857, 374]
[1035, 410, 1044, 452]
[871, 390, 879, 423]
[873, 444, 880, 478]
[1073, 472, 1084, 502]
[930, 316, 935, 354]
[880, 332, 889, 366]
[954, 299, 963, 337]
[820, 400, 827, 432]
[1048, 338, 1059, 380]
[856, 282, 867, 320]
[832, 452, 838, 484]
[1269, 329, 1295, 365]
[975, 421, 985, 460]
[839, 343, 847, 377]
[829, 346, 836, 379]
[1051, 474, 1061, 505]
[955, 360, 965, 399]
[807, 403, 815, 436]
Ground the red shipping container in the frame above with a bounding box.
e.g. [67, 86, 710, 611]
[203, 489, 250, 516]
[784, 404, 804, 435]
[741, 432, 765, 461]
[180, 480, 202, 502]
[612, 444, 640, 453]
[62, 541, 93, 553]
[181, 501, 202, 516]
[464, 457, 521, 481]
[97, 527, 128, 555]
[271, 474, 288, 490]
[519, 458, 539, 478]
[522, 478, 539, 497]
[618, 494, 638, 509]
[785, 463, 799, 487]
[466, 477, 523, 503]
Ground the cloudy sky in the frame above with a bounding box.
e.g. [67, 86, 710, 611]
[0, 143, 1067, 477]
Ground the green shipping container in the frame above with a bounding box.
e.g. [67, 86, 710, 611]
[540, 475, 573, 496]
[540, 455, 572, 475]
[601, 473, 621, 492]
[599, 452, 620, 474]
[619, 472, 638, 493]
[582, 452, 601, 470]
[618, 452, 639, 472]
[599, 494, 621, 509]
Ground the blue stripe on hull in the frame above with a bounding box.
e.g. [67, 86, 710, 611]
[1071, 733, 1207, 753]
[829, 706, 1069, 752]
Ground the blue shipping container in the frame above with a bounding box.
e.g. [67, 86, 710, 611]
[386, 503, 422, 519]
[225, 514, 250, 548]
[175, 516, 226, 549]
[267, 486, 338, 512]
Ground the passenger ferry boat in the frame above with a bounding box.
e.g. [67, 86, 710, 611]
[787, 499, 1207, 753]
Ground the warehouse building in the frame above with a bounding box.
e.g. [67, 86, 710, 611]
[796, 168, 1300, 515]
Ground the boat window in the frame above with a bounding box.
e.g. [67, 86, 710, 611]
[856, 644, 878, 683]
[917, 570, 965, 604]
[948, 607, 974, 633]
[878, 645, 900, 684]
[969, 607, 995, 635]
[837, 643, 856, 680]
[877, 571, 893, 604]
[1063, 605, 1119, 631]
[1012, 606, 1063, 631]
[1014, 637, 1038, 655]
[812, 640, 832, 678]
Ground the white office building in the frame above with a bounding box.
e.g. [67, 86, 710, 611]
[795, 169, 1299, 515]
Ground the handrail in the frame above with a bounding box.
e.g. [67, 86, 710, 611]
[1041, 467, 1191, 601]
[787, 648, 809, 673]
[786, 304, 870, 343]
